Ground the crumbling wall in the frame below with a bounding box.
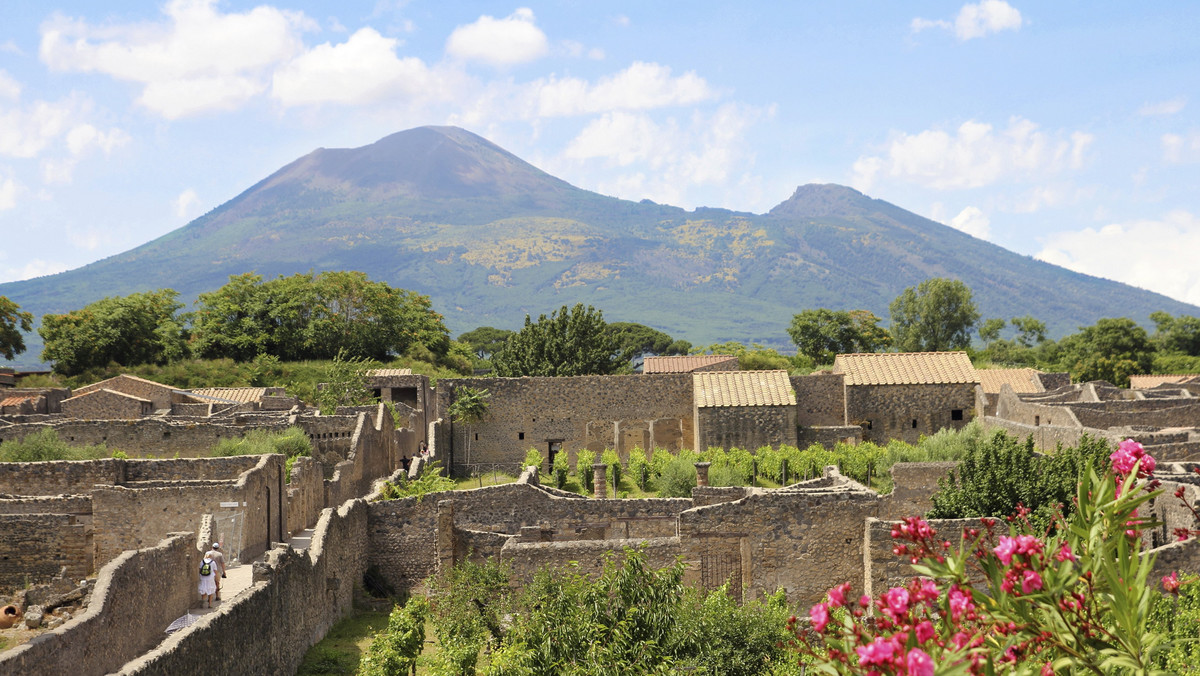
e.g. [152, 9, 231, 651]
[791, 373, 846, 426]
[0, 532, 199, 676]
[0, 513, 91, 589]
[0, 458, 123, 495]
[119, 500, 370, 676]
[863, 517, 986, 600]
[883, 462, 958, 519]
[323, 405, 398, 508]
[286, 456, 325, 537]
[846, 383, 975, 444]
[0, 418, 290, 457]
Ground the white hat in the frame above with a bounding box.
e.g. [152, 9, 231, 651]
[212, 542, 220, 549]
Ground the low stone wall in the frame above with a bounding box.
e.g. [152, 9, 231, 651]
[0, 458, 123, 495]
[324, 406, 398, 509]
[883, 462, 958, 519]
[797, 425, 863, 449]
[863, 517, 986, 601]
[501, 536, 682, 586]
[0, 532, 199, 676]
[0, 513, 91, 589]
[0, 418, 291, 458]
[980, 416, 1092, 451]
[119, 500, 370, 676]
[286, 455, 325, 537]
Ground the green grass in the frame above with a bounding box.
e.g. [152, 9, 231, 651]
[296, 606, 391, 675]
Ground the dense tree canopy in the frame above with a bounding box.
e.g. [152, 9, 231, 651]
[1055, 317, 1154, 387]
[456, 326, 516, 361]
[787, 308, 891, 364]
[492, 304, 620, 377]
[1150, 311, 1200, 356]
[39, 289, 186, 375]
[191, 271, 449, 362]
[605, 322, 690, 364]
[888, 277, 980, 352]
[0, 296, 33, 361]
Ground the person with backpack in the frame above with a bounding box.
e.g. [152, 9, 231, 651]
[198, 554, 217, 608]
[206, 542, 226, 599]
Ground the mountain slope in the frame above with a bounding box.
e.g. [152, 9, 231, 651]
[2, 126, 1195, 368]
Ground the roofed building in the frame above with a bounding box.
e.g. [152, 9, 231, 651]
[643, 355, 738, 374]
[1130, 374, 1200, 390]
[61, 388, 154, 419]
[693, 370, 798, 451]
[833, 352, 979, 443]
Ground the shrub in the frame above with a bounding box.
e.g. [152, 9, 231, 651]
[0, 428, 108, 462]
[628, 448, 650, 491]
[358, 597, 428, 676]
[574, 448, 595, 481]
[551, 450, 569, 490]
[657, 455, 697, 497]
[522, 448, 543, 474]
[600, 448, 622, 489]
[375, 462, 455, 501]
[212, 426, 312, 459]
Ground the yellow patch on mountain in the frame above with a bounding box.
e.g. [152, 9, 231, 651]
[666, 218, 774, 258]
[553, 262, 617, 288]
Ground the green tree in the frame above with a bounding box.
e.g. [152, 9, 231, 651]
[315, 350, 378, 414]
[692, 341, 805, 371]
[978, 317, 1005, 346]
[492, 304, 620, 377]
[447, 386, 490, 466]
[1055, 317, 1155, 387]
[39, 289, 186, 375]
[605, 322, 690, 364]
[0, 296, 33, 361]
[787, 308, 891, 364]
[190, 272, 272, 361]
[888, 277, 981, 352]
[1010, 314, 1048, 348]
[1150, 311, 1200, 356]
[456, 326, 516, 361]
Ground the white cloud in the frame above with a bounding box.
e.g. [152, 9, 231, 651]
[40, 0, 316, 118]
[536, 62, 715, 117]
[67, 227, 106, 251]
[913, 1, 1023, 41]
[0, 173, 18, 210]
[174, 188, 200, 218]
[40, 158, 75, 185]
[0, 259, 70, 283]
[1036, 210, 1200, 305]
[1162, 132, 1200, 163]
[1139, 98, 1186, 116]
[0, 96, 105, 159]
[273, 28, 446, 107]
[950, 206, 991, 239]
[852, 117, 1093, 191]
[0, 70, 20, 100]
[445, 8, 548, 66]
[0, 41, 22, 56]
[557, 103, 761, 207]
[66, 124, 130, 156]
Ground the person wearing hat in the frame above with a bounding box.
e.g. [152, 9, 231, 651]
[206, 542, 226, 600]
[198, 553, 217, 608]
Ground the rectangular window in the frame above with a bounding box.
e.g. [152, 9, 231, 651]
[911, 419, 918, 429]
[951, 409, 963, 421]
[1034, 416, 1040, 426]
[519, 432, 525, 440]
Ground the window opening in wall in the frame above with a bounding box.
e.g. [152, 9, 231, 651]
[548, 441, 562, 467]
[518, 432, 525, 440]
[911, 419, 918, 429]
[475, 433, 479, 441]
[865, 421, 872, 430]
[1035, 416, 1040, 426]
[163, 431, 171, 439]
[371, 389, 382, 400]
[951, 409, 963, 421]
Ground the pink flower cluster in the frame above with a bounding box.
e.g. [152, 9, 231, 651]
[1110, 438, 1155, 479]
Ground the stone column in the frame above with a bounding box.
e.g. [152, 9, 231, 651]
[695, 461, 711, 487]
[592, 463, 608, 499]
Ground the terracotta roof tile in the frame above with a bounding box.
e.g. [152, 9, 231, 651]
[367, 368, 413, 377]
[644, 355, 738, 373]
[833, 352, 978, 386]
[190, 387, 268, 404]
[0, 395, 34, 407]
[977, 368, 1044, 394]
[694, 370, 796, 408]
[1129, 374, 1200, 389]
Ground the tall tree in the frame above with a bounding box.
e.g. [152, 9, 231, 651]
[492, 304, 620, 377]
[1055, 317, 1154, 387]
[190, 272, 272, 361]
[447, 386, 490, 466]
[456, 327, 516, 361]
[605, 322, 690, 364]
[1149, 311, 1200, 356]
[978, 318, 1006, 346]
[787, 309, 891, 364]
[888, 278, 981, 352]
[1010, 315, 1048, 348]
[39, 289, 186, 375]
[0, 296, 33, 361]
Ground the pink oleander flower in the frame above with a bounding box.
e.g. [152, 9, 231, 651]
[856, 637, 896, 667]
[1041, 662, 1055, 676]
[1055, 543, 1077, 562]
[907, 647, 934, 676]
[1015, 534, 1043, 556]
[810, 602, 830, 632]
[1163, 571, 1181, 593]
[882, 587, 910, 617]
[827, 581, 851, 607]
[1111, 438, 1156, 478]
[915, 620, 936, 644]
[949, 587, 975, 622]
[916, 578, 939, 604]
[994, 536, 1019, 565]
[1022, 569, 1044, 594]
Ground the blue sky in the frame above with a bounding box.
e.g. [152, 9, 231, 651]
[2, 1, 1199, 308]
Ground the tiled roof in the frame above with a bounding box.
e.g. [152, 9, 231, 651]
[367, 368, 413, 377]
[75, 373, 173, 394]
[1129, 374, 1200, 389]
[643, 355, 738, 373]
[64, 388, 152, 403]
[977, 368, 1044, 394]
[0, 395, 34, 407]
[191, 387, 267, 404]
[693, 370, 797, 408]
[833, 352, 978, 386]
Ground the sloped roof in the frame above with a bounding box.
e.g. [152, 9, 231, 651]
[75, 373, 174, 395]
[0, 395, 35, 407]
[693, 370, 797, 408]
[1129, 374, 1200, 389]
[833, 352, 978, 386]
[644, 355, 738, 373]
[977, 368, 1045, 394]
[191, 387, 266, 404]
[367, 368, 413, 377]
[63, 388, 152, 404]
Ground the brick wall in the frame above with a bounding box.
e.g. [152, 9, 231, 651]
[791, 373, 846, 426]
[436, 375, 694, 474]
[0, 513, 90, 589]
[0, 533, 200, 676]
[846, 383, 975, 444]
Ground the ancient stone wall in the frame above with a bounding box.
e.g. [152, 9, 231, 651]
[846, 383, 976, 444]
[120, 500, 370, 676]
[286, 456, 325, 538]
[0, 533, 200, 676]
[0, 458, 123, 495]
[0, 417, 291, 457]
[436, 375, 694, 474]
[863, 517, 985, 600]
[694, 405, 797, 451]
[1069, 400, 1200, 429]
[882, 462, 959, 519]
[0, 513, 90, 589]
[62, 389, 154, 419]
[797, 425, 863, 448]
[791, 373, 846, 426]
[501, 537, 682, 585]
[72, 376, 176, 411]
[980, 416, 1094, 451]
[323, 406, 398, 508]
[993, 389, 1082, 429]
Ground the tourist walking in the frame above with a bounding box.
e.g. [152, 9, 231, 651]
[198, 554, 217, 608]
[206, 542, 226, 599]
